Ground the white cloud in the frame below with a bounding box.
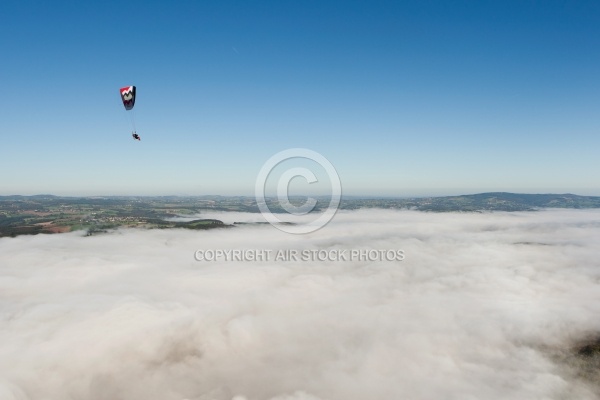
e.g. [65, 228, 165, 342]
[1, 209, 599, 399]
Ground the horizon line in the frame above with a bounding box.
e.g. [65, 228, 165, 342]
[1, 191, 599, 199]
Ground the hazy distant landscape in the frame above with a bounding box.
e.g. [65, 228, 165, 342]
[2, 192, 600, 237]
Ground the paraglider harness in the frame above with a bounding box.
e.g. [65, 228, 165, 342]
[132, 132, 141, 141]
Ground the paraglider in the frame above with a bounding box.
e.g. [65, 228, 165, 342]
[119, 85, 140, 140]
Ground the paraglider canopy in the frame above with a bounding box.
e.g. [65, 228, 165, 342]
[120, 86, 136, 110]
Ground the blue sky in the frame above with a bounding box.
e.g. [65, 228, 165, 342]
[1, 0, 599, 196]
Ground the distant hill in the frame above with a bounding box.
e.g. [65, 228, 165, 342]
[431, 192, 600, 211]
[340, 192, 600, 212]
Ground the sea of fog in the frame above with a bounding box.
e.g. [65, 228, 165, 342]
[1, 209, 600, 400]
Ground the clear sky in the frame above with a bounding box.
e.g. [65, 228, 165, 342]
[1, 0, 599, 196]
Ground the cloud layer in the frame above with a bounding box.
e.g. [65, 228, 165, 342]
[1, 209, 600, 400]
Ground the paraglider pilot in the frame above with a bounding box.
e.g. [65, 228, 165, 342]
[132, 132, 141, 141]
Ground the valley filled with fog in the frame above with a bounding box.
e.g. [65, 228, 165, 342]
[1, 209, 599, 400]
